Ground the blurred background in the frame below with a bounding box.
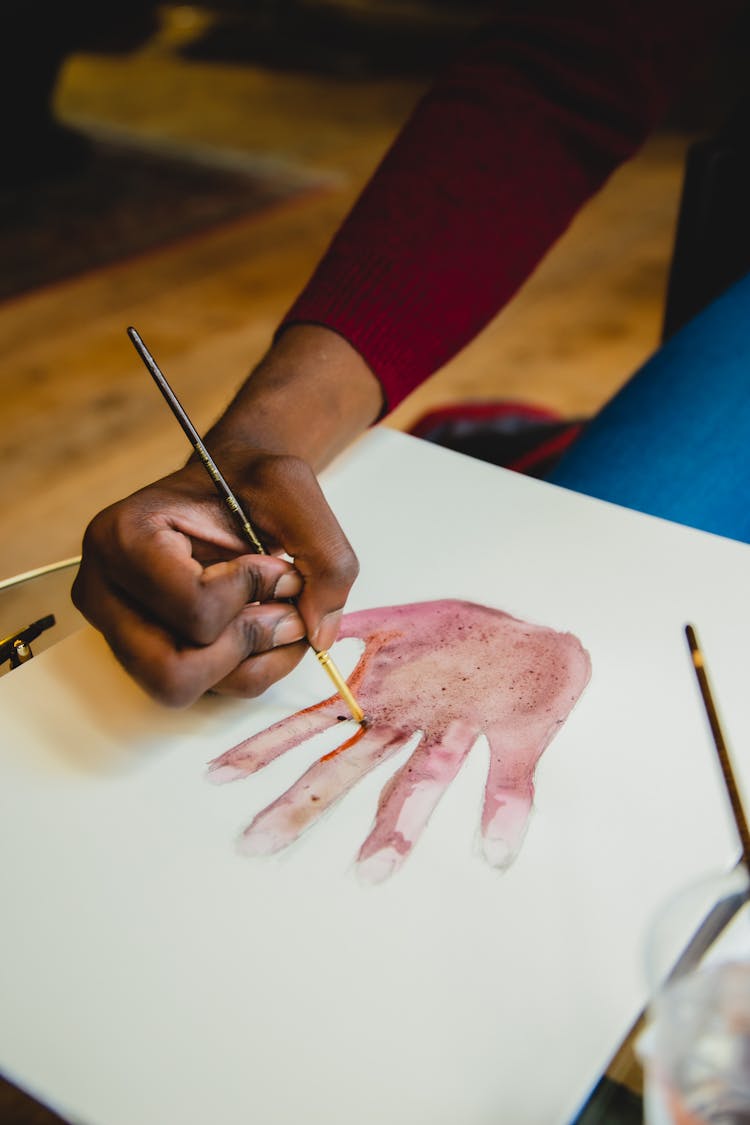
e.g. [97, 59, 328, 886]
[1, 0, 746, 582]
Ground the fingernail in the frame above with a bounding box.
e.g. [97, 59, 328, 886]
[313, 609, 342, 651]
[274, 571, 302, 598]
[273, 612, 306, 647]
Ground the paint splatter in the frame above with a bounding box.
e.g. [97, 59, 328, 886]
[208, 600, 591, 882]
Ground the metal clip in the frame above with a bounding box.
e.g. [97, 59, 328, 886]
[0, 614, 56, 670]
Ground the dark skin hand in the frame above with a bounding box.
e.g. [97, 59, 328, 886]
[72, 326, 384, 707]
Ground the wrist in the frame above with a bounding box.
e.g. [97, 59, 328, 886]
[204, 324, 384, 472]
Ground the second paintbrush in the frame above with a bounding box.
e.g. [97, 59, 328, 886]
[127, 326, 365, 725]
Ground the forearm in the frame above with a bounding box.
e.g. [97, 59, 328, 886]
[280, 0, 743, 411]
[204, 325, 384, 474]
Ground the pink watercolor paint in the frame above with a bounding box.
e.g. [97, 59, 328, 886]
[208, 600, 591, 882]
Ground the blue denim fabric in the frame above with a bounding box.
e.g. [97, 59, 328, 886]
[548, 271, 750, 543]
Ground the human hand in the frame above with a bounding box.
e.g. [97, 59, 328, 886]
[208, 599, 591, 882]
[72, 325, 381, 707]
[72, 453, 359, 707]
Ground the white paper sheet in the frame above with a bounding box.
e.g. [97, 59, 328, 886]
[2, 427, 749, 1125]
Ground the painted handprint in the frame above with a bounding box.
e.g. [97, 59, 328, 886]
[208, 600, 591, 882]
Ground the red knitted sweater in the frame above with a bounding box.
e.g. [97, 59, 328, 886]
[281, 1, 741, 411]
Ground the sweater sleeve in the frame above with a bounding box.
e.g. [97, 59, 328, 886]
[279, 1, 741, 411]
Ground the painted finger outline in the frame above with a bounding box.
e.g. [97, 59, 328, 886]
[208, 600, 591, 881]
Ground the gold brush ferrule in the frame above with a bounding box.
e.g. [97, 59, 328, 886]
[315, 649, 365, 723]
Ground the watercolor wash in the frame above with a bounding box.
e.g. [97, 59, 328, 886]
[208, 600, 591, 882]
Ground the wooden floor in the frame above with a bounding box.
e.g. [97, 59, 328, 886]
[0, 6, 691, 583]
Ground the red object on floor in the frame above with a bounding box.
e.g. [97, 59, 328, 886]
[408, 401, 585, 479]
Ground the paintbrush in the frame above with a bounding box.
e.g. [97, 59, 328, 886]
[685, 623, 750, 869]
[127, 326, 365, 725]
